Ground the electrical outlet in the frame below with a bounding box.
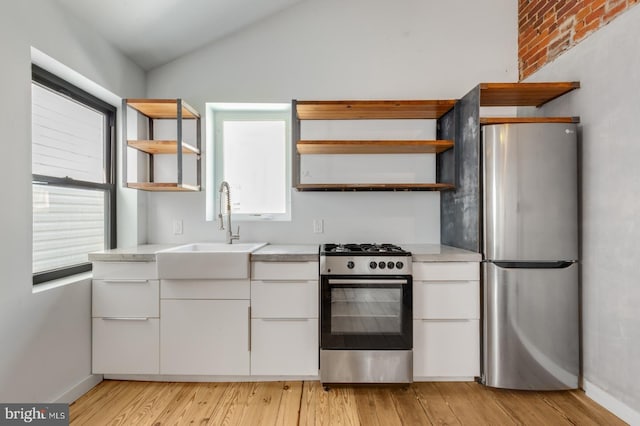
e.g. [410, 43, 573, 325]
[173, 219, 183, 235]
[313, 219, 324, 234]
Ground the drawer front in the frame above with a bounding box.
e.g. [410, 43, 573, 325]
[92, 317, 159, 374]
[160, 299, 250, 375]
[92, 261, 157, 280]
[161, 279, 250, 300]
[92, 279, 159, 318]
[413, 319, 480, 378]
[251, 280, 318, 318]
[251, 318, 318, 376]
[251, 261, 319, 281]
[413, 262, 479, 281]
[413, 281, 479, 320]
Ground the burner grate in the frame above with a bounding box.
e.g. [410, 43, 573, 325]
[322, 243, 410, 255]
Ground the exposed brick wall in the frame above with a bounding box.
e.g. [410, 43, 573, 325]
[519, 0, 639, 79]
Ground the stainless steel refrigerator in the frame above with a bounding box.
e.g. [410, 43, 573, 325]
[482, 123, 579, 390]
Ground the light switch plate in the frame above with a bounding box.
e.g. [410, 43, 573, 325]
[313, 219, 324, 234]
[173, 219, 183, 235]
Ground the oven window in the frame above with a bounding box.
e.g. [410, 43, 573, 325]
[330, 287, 402, 335]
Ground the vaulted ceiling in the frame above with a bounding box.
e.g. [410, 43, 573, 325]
[56, 0, 305, 70]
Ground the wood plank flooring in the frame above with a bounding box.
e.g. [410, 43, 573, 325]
[70, 380, 626, 425]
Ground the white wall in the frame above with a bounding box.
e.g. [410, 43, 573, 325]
[146, 0, 518, 245]
[0, 1, 145, 402]
[527, 5, 640, 422]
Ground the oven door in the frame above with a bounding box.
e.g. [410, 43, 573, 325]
[320, 275, 412, 350]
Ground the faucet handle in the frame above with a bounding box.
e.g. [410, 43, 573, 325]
[232, 225, 240, 240]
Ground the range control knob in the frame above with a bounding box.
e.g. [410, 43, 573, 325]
[387, 261, 395, 269]
[395, 261, 404, 270]
[369, 261, 377, 269]
[347, 261, 355, 269]
[378, 261, 386, 269]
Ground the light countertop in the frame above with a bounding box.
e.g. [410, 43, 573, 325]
[404, 244, 482, 262]
[88, 244, 174, 262]
[251, 244, 319, 261]
[89, 243, 480, 263]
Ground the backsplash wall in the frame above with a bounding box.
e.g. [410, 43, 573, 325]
[144, 0, 518, 245]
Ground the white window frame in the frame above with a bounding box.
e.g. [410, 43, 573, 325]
[208, 103, 291, 222]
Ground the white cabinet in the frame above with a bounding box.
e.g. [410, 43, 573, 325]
[93, 317, 159, 374]
[160, 299, 250, 375]
[250, 261, 319, 376]
[91, 262, 159, 374]
[159, 279, 250, 375]
[251, 318, 318, 376]
[413, 261, 480, 380]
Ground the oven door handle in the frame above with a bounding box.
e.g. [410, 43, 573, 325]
[327, 279, 409, 285]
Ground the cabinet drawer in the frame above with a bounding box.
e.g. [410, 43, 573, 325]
[92, 317, 159, 374]
[251, 261, 319, 281]
[160, 299, 250, 375]
[413, 319, 480, 378]
[92, 261, 157, 280]
[161, 279, 250, 300]
[92, 279, 159, 318]
[251, 318, 318, 376]
[413, 262, 479, 281]
[413, 281, 479, 319]
[251, 280, 318, 318]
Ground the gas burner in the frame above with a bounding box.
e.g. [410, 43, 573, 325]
[322, 243, 411, 256]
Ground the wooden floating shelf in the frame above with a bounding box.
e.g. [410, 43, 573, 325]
[126, 99, 200, 119]
[297, 140, 454, 155]
[479, 116, 580, 125]
[126, 183, 200, 192]
[127, 140, 200, 155]
[296, 100, 457, 120]
[479, 82, 580, 107]
[295, 183, 455, 192]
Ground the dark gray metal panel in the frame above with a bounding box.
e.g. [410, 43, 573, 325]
[176, 99, 183, 185]
[291, 99, 300, 188]
[436, 107, 455, 186]
[122, 99, 128, 187]
[439, 86, 481, 253]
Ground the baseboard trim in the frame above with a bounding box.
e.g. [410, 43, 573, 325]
[53, 374, 103, 404]
[583, 379, 640, 425]
[103, 374, 319, 382]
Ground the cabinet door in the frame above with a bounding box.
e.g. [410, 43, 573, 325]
[413, 262, 479, 281]
[251, 319, 318, 376]
[92, 261, 157, 280]
[252, 261, 319, 281]
[93, 279, 159, 318]
[92, 318, 159, 374]
[251, 280, 318, 318]
[413, 319, 479, 379]
[413, 281, 479, 320]
[160, 299, 250, 375]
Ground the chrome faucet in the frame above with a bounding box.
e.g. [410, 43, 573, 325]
[218, 181, 240, 244]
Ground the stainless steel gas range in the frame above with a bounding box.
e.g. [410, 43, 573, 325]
[319, 243, 413, 384]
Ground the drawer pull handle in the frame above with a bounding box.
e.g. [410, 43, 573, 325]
[102, 280, 148, 284]
[102, 317, 150, 321]
[421, 319, 472, 323]
[248, 306, 251, 352]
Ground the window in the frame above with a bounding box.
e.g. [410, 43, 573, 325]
[210, 104, 291, 221]
[31, 65, 116, 284]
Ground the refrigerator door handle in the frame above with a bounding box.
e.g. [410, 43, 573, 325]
[491, 261, 575, 269]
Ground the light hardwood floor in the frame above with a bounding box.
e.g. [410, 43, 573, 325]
[70, 380, 625, 425]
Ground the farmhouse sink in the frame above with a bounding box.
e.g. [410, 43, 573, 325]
[156, 242, 267, 279]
